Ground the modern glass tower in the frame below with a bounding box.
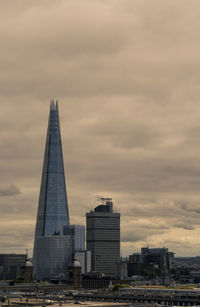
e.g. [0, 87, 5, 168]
[33, 101, 72, 280]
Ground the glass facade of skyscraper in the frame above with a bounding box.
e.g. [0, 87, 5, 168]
[33, 101, 72, 280]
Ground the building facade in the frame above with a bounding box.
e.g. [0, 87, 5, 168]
[0, 254, 26, 280]
[75, 250, 91, 274]
[63, 225, 85, 251]
[128, 253, 143, 277]
[21, 253, 33, 282]
[68, 258, 82, 289]
[127, 247, 174, 279]
[86, 198, 120, 276]
[33, 101, 73, 280]
[141, 247, 173, 272]
[116, 258, 128, 280]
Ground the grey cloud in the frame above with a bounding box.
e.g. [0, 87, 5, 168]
[122, 232, 149, 243]
[1, 1, 199, 100]
[0, 224, 34, 254]
[142, 224, 170, 231]
[162, 240, 183, 246]
[0, 184, 21, 197]
[182, 225, 195, 231]
[82, 118, 161, 150]
[121, 227, 168, 243]
[176, 200, 200, 215]
[173, 223, 195, 231]
[1, 0, 200, 256]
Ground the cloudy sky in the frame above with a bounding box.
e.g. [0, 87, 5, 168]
[1, 0, 200, 257]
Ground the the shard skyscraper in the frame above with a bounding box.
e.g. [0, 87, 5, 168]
[33, 101, 72, 280]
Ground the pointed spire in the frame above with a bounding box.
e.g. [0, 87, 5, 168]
[34, 101, 69, 237]
[33, 101, 71, 280]
[50, 99, 56, 110]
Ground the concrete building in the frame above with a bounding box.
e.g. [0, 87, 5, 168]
[33, 101, 73, 280]
[86, 198, 120, 277]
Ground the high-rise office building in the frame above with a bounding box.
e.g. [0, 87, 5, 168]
[86, 198, 120, 276]
[33, 101, 73, 280]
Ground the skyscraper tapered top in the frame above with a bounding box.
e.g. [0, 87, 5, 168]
[35, 100, 70, 237]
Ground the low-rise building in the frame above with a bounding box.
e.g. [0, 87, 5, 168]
[0, 254, 26, 280]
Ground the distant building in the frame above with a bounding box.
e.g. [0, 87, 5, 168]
[75, 250, 91, 274]
[0, 254, 26, 280]
[21, 252, 33, 282]
[63, 225, 85, 251]
[116, 258, 128, 279]
[129, 253, 143, 264]
[128, 247, 174, 279]
[86, 198, 120, 276]
[141, 247, 173, 272]
[128, 253, 143, 277]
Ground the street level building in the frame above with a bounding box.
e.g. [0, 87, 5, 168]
[0, 254, 26, 280]
[68, 258, 82, 289]
[86, 198, 120, 276]
[33, 101, 73, 280]
[21, 253, 33, 282]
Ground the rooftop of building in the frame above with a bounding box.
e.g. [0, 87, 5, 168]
[87, 198, 120, 215]
[50, 99, 58, 111]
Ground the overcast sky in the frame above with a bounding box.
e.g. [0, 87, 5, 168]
[1, 0, 200, 257]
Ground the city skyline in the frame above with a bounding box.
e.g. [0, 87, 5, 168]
[1, 1, 200, 257]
